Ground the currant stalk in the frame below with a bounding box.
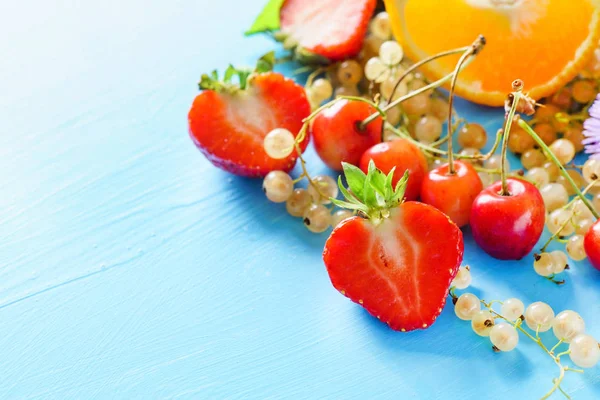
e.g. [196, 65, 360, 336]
[517, 119, 600, 219]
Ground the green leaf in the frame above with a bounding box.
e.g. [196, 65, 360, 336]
[236, 68, 253, 90]
[330, 198, 369, 214]
[255, 51, 276, 73]
[341, 162, 366, 200]
[210, 70, 219, 80]
[199, 73, 221, 91]
[337, 176, 362, 205]
[223, 65, 236, 83]
[245, 0, 285, 36]
[391, 171, 410, 204]
[384, 167, 396, 199]
[363, 171, 378, 210]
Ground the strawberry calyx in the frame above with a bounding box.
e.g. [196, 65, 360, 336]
[332, 160, 409, 223]
[198, 52, 276, 93]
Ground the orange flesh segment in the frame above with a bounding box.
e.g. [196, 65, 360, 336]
[385, 0, 600, 106]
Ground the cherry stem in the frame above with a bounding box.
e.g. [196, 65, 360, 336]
[500, 89, 522, 195]
[447, 48, 473, 174]
[385, 45, 470, 104]
[517, 119, 600, 219]
[361, 35, 485, 129]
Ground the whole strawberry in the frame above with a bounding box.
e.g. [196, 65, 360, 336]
[188, 54, 310, 177]
[323, 162, 464, 331]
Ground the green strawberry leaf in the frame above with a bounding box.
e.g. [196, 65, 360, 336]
[340, 162, 367, 200]
[391, 171, 410, 204]
[223, 65, 236, 83]
[330, 198, 369, 214]
[245, 0, 285, 36]
[384, 167, 396, 199]
[255, 51, 276, 73]
[336, 161, 409, 221]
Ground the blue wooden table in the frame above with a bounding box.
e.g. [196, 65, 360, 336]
[2, 1, 600, 398]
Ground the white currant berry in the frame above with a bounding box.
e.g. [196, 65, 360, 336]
[452, 266, 472, 289]
[331, 209, 353, 227]
[369, 12, 392, 40]
[263, 128, 295, 159]
[263, 171, 294, 203]
[454, 293, 481, 321]
[572, 199, 595, 220]
[380, 76, 408, 101]
[483, 154, 510, 171]
[540, 183, 569, 212]
[365, 57, 390, 83]
[501, 298, 525, 322]
[490, 323, 519, 352]
[525, 301, 555, 332]
[549, 139, 576, 165]
[550, 250, 569, 274]
[308, 175, 338, 204]
[286, 188, 312, 217]
[582, 158, 600, 185]
[478, 172, 494, 188]
[552, 310, 585, 343]
[566, 234, 587, 261]
[547, 208, 574, 236]
[303, 204, 331, 233]
[525, 167, 550, 187]
[575, 217, 594, 235]
[310, 78, 333, 103]
[379, 41, 403, 66]
[414, 115, 442, 144]
[569, 334, 600, 368]
[337, 60, 363, 86]
[471, 310, 495, 337]
[533, 252, 555, 277]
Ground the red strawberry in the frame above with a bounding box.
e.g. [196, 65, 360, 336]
[323, 162, 464, 331]
[188, 70, 310, 178]
[279, 0, 377, 61]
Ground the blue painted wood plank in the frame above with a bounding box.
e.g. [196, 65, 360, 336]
[1, 0, 599, 398]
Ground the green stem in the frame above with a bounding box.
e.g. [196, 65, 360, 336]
[386, 46, 470, 103]
[360, 55, 477, 128]
[485, 306, 570, 400]
[500, 91, 521, 195]
[447, 49, 473, 174]
[517, 119, 600, 219]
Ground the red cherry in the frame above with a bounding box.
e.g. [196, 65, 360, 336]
[584, 220, 600, 271]
[359, 139, 428, 201]
[470, 178, 545, 260]
[310, 99, 382, 171]
[420, 161, 483, 227]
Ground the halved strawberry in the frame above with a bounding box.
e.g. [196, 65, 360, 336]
[188, 67, 310, 178]
[323, 162, 464, 331]
[280, 0, 377, 61]
[246, 0, 377, 63]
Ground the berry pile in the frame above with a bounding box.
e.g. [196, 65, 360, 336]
[189, 3, 600, 398]
[451, 266, 599, 398]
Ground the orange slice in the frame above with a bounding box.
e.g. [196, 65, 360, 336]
[384, 0, 600, 106]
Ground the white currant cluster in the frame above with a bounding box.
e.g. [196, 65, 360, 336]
[533, 158, 600, 279]
[451, 267, 599, 397]
[262, 128, 352, 233]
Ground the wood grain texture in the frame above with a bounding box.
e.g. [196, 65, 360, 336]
[0, 0, 599, 398]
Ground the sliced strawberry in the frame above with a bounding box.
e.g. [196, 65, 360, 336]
[323, 162, 464, 331]
[280, 0, 377, 61]
[188, 72, 310, 178]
